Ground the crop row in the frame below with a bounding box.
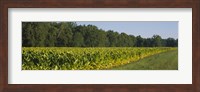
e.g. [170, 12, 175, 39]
[22, 47, 176, 70]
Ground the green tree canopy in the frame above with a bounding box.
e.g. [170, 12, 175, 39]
[22, 22, 178, 47]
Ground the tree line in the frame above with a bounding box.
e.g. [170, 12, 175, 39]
[22, 22, 178, 47]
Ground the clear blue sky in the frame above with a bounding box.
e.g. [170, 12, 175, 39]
[76, 21, 178, 39]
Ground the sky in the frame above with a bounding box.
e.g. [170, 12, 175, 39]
[76, 21, 178, 39]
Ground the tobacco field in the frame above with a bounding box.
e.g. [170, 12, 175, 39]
[22, 47, 176, 70]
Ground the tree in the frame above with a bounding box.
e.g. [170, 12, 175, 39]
[22, 22, 178, 47]
[175, 39, 178, 47]
[96, 29, 108, 47]
[83, 25, 98, 47]
[152, 35, 162, 47]
[129, 35, 136, 47]
[72, 32, 84, 47]
[143, 38, 152, 47]
[166, 38, 177, 47]
[117, 32, 130, 47]
[45, 24, 58, 47]
[22, 22, 36, 47]
[136, 35, 144, 47]
[56, 22, 74, 46]
[33, 22, 49, 47]
[107, 30, 119, 47]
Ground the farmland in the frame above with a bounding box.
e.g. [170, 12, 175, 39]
[110, 50, 178, 70]
[22, 22, 178, 70]
[22, 47, 177, 70]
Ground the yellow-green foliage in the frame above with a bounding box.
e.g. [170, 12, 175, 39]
[22, 47, 176, 70]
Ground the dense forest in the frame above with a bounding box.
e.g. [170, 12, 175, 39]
[22, 22, 178, 47]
